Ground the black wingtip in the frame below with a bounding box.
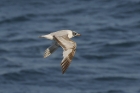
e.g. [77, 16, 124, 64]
[62, 69, 66, 74]
[62, 69, 65, 74]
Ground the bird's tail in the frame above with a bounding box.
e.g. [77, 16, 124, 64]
[39, 34, 53, 40]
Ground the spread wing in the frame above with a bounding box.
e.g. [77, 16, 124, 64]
[44, 41, 59, 58]
[53, 35, 76, 74]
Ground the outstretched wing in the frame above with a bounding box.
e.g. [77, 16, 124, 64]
[53, 35, 76, 74]
[44, 41, 59, 58]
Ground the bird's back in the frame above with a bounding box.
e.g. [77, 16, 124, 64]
[50, 30, 72, 37]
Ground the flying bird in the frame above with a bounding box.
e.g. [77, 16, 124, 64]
[39, 30, 81, 74]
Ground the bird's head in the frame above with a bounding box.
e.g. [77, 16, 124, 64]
[72, 31, 81, 37]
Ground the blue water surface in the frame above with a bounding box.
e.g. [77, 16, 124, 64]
[0, 0, 140, 93]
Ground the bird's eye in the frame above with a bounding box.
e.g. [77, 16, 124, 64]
[73, 32, 77, 36]
[73, 31, 78, 36]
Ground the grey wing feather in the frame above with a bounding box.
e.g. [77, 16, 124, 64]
[61, 49, 76, 74]
[53, 35, 76, 74]
[44, 41, 59, 58]
[50, 30, 69, 37]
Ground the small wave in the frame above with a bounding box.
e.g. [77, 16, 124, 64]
[97, 26, 126, 32]
[81, 53, 121, 60]
[0, 66, 60, 82]
[105, 40, 140, 48]
[106, 90, 124, 93]
[64, 8, 85, 15]
[110, 1, 140, 19]
[48, 8, 86, 16]
[0, 48, 9, 53]
[95, 76, 137, 81]
[1, 69, 45, 82]
[0, 39, 9, 43]
[47, 18, 67, 23]
[0, 16, 29, 24]
[9, 38, 37, 43]
[29, 1, 46, 6]
[0, 13, 37, 25]
[4, 64, 22, 68]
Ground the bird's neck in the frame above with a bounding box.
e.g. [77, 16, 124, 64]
[68, 31, 73, 38]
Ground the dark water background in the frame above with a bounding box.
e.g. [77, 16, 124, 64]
[0, 0, 140, 93]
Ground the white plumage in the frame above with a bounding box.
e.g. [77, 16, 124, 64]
[39, 30, 81, 74]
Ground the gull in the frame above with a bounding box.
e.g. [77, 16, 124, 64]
[39, 30, 81, 74]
